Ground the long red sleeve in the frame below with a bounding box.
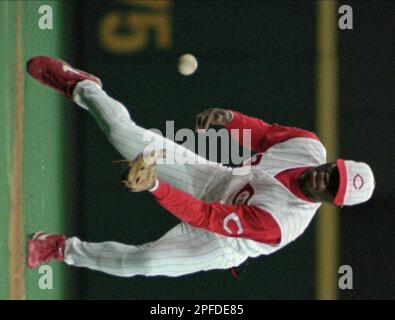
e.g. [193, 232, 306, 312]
[224, 111, 319, 153]
[151, 180, 281, 245]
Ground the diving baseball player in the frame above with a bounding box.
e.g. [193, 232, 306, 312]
[26, 56, 375, 277]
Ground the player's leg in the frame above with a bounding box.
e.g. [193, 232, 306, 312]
[73, 80, 230, 198]
[63, 223, 247, 277]
[26, 56, 230, 197]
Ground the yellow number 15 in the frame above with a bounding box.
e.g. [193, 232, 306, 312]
[100, 2, 172, 54]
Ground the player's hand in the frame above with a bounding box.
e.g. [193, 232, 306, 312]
[195, 108, 233, 132]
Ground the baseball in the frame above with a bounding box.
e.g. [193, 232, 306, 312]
[178, 53, 198, 76]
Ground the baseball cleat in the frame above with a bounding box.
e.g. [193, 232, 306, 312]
[27, 231, 66, 269]
[26, 56, 102, 99]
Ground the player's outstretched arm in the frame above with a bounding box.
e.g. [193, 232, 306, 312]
[196, 108, 276, 152]
[197, 108, 319, 153]
[151, 179, 281, 244]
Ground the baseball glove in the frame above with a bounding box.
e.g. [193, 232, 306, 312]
[115, 149, 166, 192]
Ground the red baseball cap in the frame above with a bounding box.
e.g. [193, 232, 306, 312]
[334, 159, 375, 206]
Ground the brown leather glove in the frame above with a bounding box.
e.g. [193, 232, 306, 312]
[116, 149, 166, 192]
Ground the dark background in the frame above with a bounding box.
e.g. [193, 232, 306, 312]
[66, 0, 394, 299]
[337, 0, 395, 299]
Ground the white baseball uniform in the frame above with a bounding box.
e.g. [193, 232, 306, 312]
[63, 80, 326, 277]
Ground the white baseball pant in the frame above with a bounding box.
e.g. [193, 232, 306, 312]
[63, 80, 248, 277]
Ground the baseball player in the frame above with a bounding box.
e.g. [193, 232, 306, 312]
[26, 56, 375, 278]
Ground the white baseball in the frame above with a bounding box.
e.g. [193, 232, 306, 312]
[178, 54, 198, 76]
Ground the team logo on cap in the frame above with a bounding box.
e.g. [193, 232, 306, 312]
[352, 174, 364, 190]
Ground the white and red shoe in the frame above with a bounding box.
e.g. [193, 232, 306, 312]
[27, 231, 66, 269]
[26, 56, 102, 99]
